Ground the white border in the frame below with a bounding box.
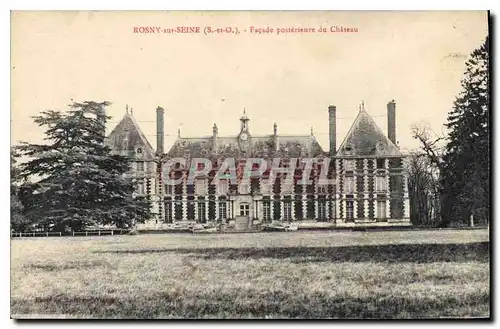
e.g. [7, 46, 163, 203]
[3, 1, 497, 328]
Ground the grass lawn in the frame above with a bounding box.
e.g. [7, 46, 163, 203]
[11, 229, 490, 319]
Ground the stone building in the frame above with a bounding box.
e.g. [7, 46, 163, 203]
[105, 101, 410, 228]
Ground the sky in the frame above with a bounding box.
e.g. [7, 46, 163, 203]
[11, 10, 488, 153]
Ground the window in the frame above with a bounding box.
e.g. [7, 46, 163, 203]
[377, 200, 386, 219]
[218, 180, 228, 195]
[263, 201, 271, 221]
[283, 201, 292, 221]
[165, 184, 173, 195]
[219, 202, 227, 220]
[196, 180, 206, 196]
[376, 175, 387, 192]
[165, 202, 172, 223]
[239, 183, 251, 195]
[318, 200, 327, 220]
[346, 200, 354, 220]
[377, 159, 385, 169]
[344, 160, 355, 172]
[198, 202, 206, 222]
[239, 203, 250, 216]
[344, 176, 355, 194]
[137, 161, 145, 172]
[261, 180, 271, 195]
[282, 182, 293, 195]
[136, 182, 144, 195]
[317, 185, 328, 194]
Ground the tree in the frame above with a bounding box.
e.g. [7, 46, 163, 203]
[407, 151, 441, 226]
[11, 146, 33, 232]
[410, 125, 446, 226]
[16, 101, 152, 232]
[441, 36, 490, 226]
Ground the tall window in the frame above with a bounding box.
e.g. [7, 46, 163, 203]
[318, 200, 327, 220]
[283, 201, 292, 221]
[196, 180, 206, 196]
[282, 182, 293, 195]
[376, 175, 387, 192]
[377, 200, 386, 219]
[263, 201, 271, 221]
[219, 202, 227, 220]
[165, 184, 173, 195]
[198, 201, 206, 222]
[377, 159, 385, 169]
[261, 180, 271, 195]
[218, 180, 228, 195]
[346, 200, 354, 220]
[136, 182, 144, 195]
[137, 161, 145, 172]
[344, 176, 355, 194]
[165, 202, 172, 223]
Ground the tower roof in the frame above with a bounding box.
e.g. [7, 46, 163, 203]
[336, 106, 401, 157]
[105, 110, 155, 160]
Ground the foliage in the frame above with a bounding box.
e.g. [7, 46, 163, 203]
[407, 152, 441, 226]
[15, 101, 152, 231]
[11, 147, 32, 232]
[441, 36, 490, 226]
[412, 36, 490, 227]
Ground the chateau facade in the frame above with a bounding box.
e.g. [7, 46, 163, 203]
[105, 101, 410, 228]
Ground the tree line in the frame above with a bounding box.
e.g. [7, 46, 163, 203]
[408, 36, 490, 227]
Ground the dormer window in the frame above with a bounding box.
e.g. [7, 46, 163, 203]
[136, 147, 144, 158]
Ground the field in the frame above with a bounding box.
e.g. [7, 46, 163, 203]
[11, 229, 490, 319]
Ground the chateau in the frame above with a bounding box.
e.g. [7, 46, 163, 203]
[105, 101, 410, 229]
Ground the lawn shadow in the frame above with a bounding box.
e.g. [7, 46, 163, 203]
[11, 288, 490, 319]
[96, 242, 489, 263]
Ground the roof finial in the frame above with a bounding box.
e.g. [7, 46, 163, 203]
[310, 126, 314, 136]
[126, 104, 129, 114]
[361, 101, 365, 111]
[130, 107, 133, 116]
[177, 128, 181, 138]
[243, 107, 246, 115]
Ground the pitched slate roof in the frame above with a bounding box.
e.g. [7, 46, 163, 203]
[105, 111, 156, 161]
[167, 134, 325, 158]
[336, 108, 401, 157]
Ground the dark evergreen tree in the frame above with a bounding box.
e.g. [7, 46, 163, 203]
[441, 36, 490, 226]
[11, 146, 32, 232]
[16, 101, 152, 232]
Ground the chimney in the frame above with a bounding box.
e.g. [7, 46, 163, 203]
[328, 105, 336, 155]
[273, 122, 279, 151]
[387, 100, 396, 144]
[212, 123, 218, 153]
[156, 106, 165, 155]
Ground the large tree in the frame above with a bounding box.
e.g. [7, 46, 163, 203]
[16, 101, 152, 232]
[441, 36, 490, 226]
[11, 146, 32, 232]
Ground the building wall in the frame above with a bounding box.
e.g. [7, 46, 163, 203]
[134, 156, 409, 224]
